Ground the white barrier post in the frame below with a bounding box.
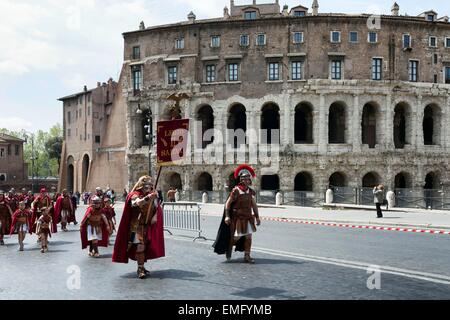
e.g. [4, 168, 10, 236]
[276, 192, 283, 206]
[326, 189, 334, 204]
[386, 190, 395, 209]
[202, 192, 208, 204]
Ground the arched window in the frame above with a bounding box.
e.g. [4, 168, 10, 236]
[295, 103, 313, 144]
[295, 172, 313, 191]
[328, 102, 346, 144]
[197, 172, 213, 191]
[361, 102, 379, 149]
[261, 175, 280, 191]
[423, 104, 441, 146]
[394, 102, 411, 149]
[362, 172, 381, 188]
[197, 105, 214, 149]
[227, 104, 247, 148]
[82, 154, 90, 192]
[329, 172, 347, 187]
[261, 103, 280, 144]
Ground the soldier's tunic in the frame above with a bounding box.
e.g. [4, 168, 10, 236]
[229, 187, 257, 238]
[0, 200, 12, 236]
[36, 214, 52, 237]
[11, 209, 30, 233]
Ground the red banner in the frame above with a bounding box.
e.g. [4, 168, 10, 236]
[157, 119, 190, 166]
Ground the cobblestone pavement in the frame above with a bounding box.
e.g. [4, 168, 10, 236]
[0, 204, 449, 300]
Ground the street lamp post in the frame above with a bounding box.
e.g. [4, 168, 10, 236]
[24, 132, 36, 193]
[136, 104, 153, 177]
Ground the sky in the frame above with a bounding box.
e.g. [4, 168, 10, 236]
[0, 0, 449, 133]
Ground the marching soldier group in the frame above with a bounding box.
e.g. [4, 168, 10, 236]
[1, 164, 261, 279]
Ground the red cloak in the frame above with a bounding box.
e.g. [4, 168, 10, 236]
[54, 195, 76, 224]
[112, 191, 165, 264]
[9, 209, 32, 235]
[31, 195, 57, 234]
[80, 207, 109, 249]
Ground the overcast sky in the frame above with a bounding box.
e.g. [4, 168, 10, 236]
[0, 0, 449, 133]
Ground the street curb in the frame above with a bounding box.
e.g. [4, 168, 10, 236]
[261, 217, 450, 235]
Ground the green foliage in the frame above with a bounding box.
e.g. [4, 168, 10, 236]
[0, 124, 63, 177]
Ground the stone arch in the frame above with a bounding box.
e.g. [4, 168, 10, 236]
[423, 103, 442, 146]
[295, 102, 314, 144]
[328, 102, 347, 144]
[362, 172, 381, 188]
[394, 102, 412, 149]
[294, 172, 313, 191]
[261, 175, 280, 191]
[227, 103, 247, 148]
[424, 171, 440, 190]
[329, 172, 347, 187]
[81, 154, 90, 192]
[394, 172, 412, 189]
[196, 104, 215, 149]
[361, 101, 381, 149]
[196, 172, 213, 191]
[261, 102, 280, 144]
[67, 156, 75, 193]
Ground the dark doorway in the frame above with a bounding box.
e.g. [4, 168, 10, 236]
[362, 103, 377, 148]
[227, 104, 247, 148]
[394, 103, 409, 149]
[261, 175, 280, 190]
[295, 172, 313, 191]
[328, 102, 346, 144]
[82, 155, 90, 192]
[197, 105, 214, 149]
[329, 172, 346, 187]
[168, 173, 183, 191]
[261, 103, 280, 144]
[197, 173, 213, 191]
[423, 105, 435, 146]
[395, 173, 409, 189]
[362, 172, 380, 188]
[67, 164, 74, 193]
[295, 103, 313, 144]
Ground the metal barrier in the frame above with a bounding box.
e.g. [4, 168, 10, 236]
[162, 202, 207, 241]
[283, 191, 324, 207]
[257, 190, 276, 205]
[332, 187, 358, 204]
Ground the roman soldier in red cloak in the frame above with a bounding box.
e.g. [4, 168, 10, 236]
[0, 190, 13, 246]
[213, 165, 261, 263]
[7, 189, 19, 213]
[36, 206, 56, 253]
[31, 188, 57, 237]
[80, 196, 110, 258]
[25, 191, 35, 209]
[54, 189, 75, 232]
[101, 198, 116, 242]
[112, 175, 165, 279]
[10, 201, 31, 251]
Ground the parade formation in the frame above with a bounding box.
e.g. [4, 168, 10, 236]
[0, 163, 262, 279]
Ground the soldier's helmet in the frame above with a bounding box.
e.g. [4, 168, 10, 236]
[92, 196, 102, 205]
[132, 176, 154, 192]
[234, 164, 256, 181]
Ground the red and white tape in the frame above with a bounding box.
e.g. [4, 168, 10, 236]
[261, 217, 450, 236]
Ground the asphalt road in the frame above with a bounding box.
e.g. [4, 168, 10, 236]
[0, 203, 449, 300]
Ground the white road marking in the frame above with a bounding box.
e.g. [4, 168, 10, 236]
[168, 235, 450, 286]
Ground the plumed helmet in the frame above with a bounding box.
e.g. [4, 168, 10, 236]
[132, 176, 154, 192]
[234, 164, 256, 180]
[40, 188, 47, 193]
[92, 196, 102, 204]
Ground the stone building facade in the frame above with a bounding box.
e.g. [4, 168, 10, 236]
[0, 133, 28, 190]
[121, 1, 450, 195]
[58, 78, 128, 193]
[60, 1, 450, 198]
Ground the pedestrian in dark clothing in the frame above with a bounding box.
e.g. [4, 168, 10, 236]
[373, 185, 385, 218]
